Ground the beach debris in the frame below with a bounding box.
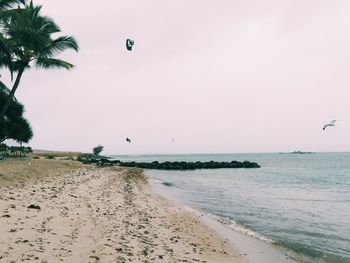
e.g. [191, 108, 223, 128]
[323, 120, 336, 130]
[27, 204, 41, 210]
[126, 39, 134, 51]
[89, 255, 100, 261]
[126, 137, 131, 143]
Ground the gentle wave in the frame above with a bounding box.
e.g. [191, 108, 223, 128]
[208, 213, 274, 243]
[128, 153, 350, 262]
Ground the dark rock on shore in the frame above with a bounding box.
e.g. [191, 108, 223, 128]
[162, 182, 174, 186]
[279, 151, 314, 154]
[118, 160, 260, 170]
[77, 154, 260, 170]
[77, 154, 119, 165]
[27, 204, 41, 210]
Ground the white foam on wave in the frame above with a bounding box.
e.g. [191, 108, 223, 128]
[182, 204, 274, 243]
[150, 178, 174, 187]
[150, 178, 163, 184]
[208, 214, 274, 243]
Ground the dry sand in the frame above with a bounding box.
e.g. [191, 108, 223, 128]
[0, 160, 243, 263]
[0, 159, 84, 186]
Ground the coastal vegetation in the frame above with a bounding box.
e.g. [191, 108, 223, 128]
[92, 144, 104, 156]
[30, 150, 81, 159]
[0, 0, 79, 151]
[0, 143, 32, 157]
[0, 89, 32, 144]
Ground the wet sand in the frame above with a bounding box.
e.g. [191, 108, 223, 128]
[149, 180, 303, 263]
[0, 161, 243, 262]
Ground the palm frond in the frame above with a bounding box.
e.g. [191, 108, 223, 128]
[0, 80, 11, 94]
[37, 18, 61, 34]
[41, 35, 79, 57]
[30, 6, 61, 34]
[35, 57, 74, 70]
[0, 0, 78, 88]
[0, 35, 10, 59]
[0, 0, 25, 11]
[0, 34, 15, 78]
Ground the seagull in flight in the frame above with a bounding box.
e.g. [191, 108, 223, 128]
[323, 120, 336, 130]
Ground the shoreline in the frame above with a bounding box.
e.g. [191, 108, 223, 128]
[149, 179, 303, 263]
[187, 208, 303, 263]
[0, 160, 243, 262]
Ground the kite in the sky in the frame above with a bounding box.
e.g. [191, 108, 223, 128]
[126, 137, 131, 143]
[126, 39, 134, 51]
[323, 120, 337, 130]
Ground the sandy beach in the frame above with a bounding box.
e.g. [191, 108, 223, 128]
[0, 160, 243, 263]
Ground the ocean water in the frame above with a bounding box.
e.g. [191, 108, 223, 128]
[110, 153, 350, 263]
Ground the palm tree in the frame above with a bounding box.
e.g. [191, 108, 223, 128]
[0, 0, 25, 78]
[0, 0, 78, 120]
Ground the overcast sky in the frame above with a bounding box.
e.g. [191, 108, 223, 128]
[3, 0, 350, 154]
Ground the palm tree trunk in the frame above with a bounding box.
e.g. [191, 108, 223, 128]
[0, 66, 25, 120]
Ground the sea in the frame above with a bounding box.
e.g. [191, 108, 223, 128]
[110, 153, 350, 263]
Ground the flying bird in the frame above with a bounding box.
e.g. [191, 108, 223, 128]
[126, 39, 134, 51]
[323, 120, 337, 130]
[126, 137, 131, 143]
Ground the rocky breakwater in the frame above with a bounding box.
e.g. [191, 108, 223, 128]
[119, 160, 260, 170]
[77, 154, 260, 170]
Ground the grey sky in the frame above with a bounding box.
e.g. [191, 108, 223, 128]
[3, 0, 350, 154]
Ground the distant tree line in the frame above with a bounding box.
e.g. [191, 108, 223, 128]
[0, 142, 32, 157]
